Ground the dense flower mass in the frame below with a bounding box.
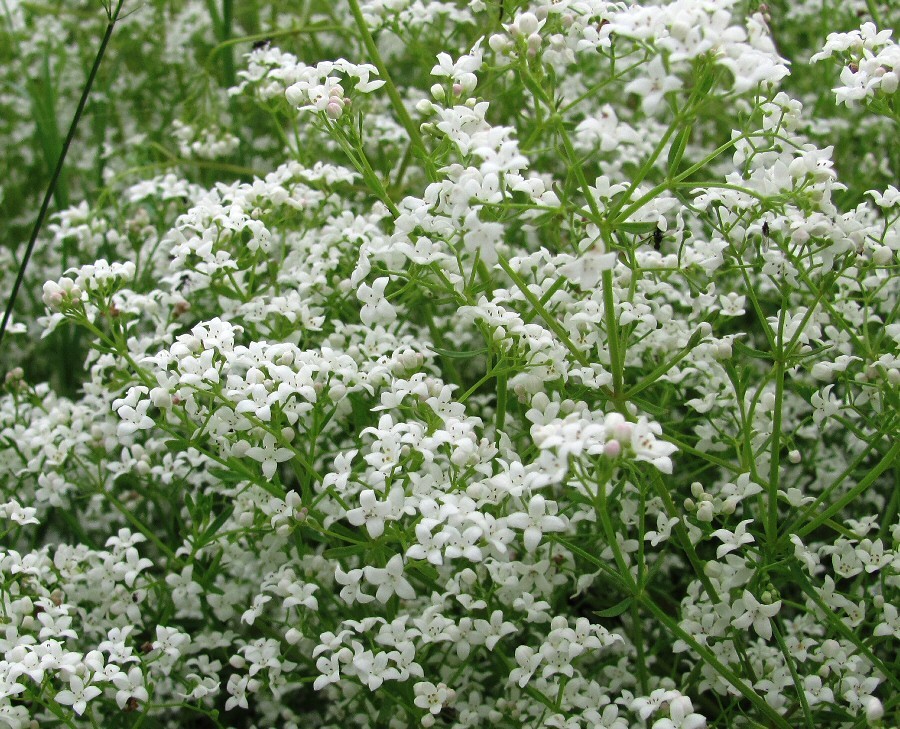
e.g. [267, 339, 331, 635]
[0, 0, 897, 727]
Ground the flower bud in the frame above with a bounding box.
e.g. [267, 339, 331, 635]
[873, 245, 893, 265]
[880, 71, 898, 94]
[489, 34, 511, 53]
[517, 13, 539, 35]
[285, 628, 303, 645]
[697, 501, 714, 522]
[864, 696, 884, 722]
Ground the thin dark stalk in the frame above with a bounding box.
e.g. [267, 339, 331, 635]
[0, 0, 126, 354]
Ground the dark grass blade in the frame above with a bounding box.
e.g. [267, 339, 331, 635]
[0, 0, 126, 354]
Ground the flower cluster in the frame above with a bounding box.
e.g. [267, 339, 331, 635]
[0, 0, 897, 727]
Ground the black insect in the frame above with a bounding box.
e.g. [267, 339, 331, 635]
[252, 38, 272, 50]
[762, 221, 769, 237]
[653, 228, 663, 251]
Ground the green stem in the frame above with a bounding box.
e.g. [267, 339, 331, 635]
[772, 622, 815, 729]
[0, 0, 126, 353]
[345, 0, 437, 180]
[640, 596, 792, 728]
[796, 441, 899, 539]
[105, 490, 180, 563]
[767, 310, 786, 547]
[601, 267, 623, 397]
[791, 565, 900, 691]
[496, 253, 590, 367]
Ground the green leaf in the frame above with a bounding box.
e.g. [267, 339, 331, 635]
[429, 345, 489, 359]
[732, 340, 773, 361]
[208, 466, 245, 484]
[408, 560, 439, 582]
[323, 543, 371, 559]
[201, 504, 235, 543]
[616, 221, 659, 235]
[594, 597, 633, 618]
[667, 124, 691, 174]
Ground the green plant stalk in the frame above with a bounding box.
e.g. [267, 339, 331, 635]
[0, 0, 126, 353]
[602, 268, 624, 397]
[329, 124, 400, 215]
[550, 110, 626, 400]
[496, 253, 590, 367]
[345, 0, 437, 181]
[640, 596, 793, 728]
[772, 622, 815, 729]
[796, 441, 899, 539]
[591, 472, 637, 592]
[221, 0, 235, 87]
[791, 565, 900, 691]
[767, 309, 786, 547]
[105, 489, 181, 564]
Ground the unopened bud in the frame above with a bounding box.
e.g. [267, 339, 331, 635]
[873, 245, 893, 265]
[514, 12, 539, 36]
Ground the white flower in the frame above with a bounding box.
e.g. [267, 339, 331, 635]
[414, 681, 453, 715]
[112, 667, 149, 710]
[559, 244, 617, 290]
[243, 435, 294, 479]
[507, 495, 568, 552]
[117, 400, 155, 436]
[364, 555, 416, 603]
[652, 696, 706, 729]
[357, 277, 397, 326]
[508, 645, 542, 687]
[710, 519, 756, 559]
[0, 499, 39, 526]
[645, 513, 679, 547]
[624, 56, 683, 114]
[346, 486, 407, 538]
[731, 590, 781, 640]
[55, 676, 102, 716]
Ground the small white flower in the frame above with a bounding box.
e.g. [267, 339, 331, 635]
[710, 519, 756, 559]
[507, 495, 568, 552]
[731, 590, 781, 641]
[55, 676, 102, 716]
[364, 555, 416, 603]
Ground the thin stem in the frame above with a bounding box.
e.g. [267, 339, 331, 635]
[641, 596, 793, 729]
[767, 309, 786, 547]
[345, 0, 437, 180]
[496, 253, 590, 367]
[0, 0, 126, 353]
[796, 441, 899, 539]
